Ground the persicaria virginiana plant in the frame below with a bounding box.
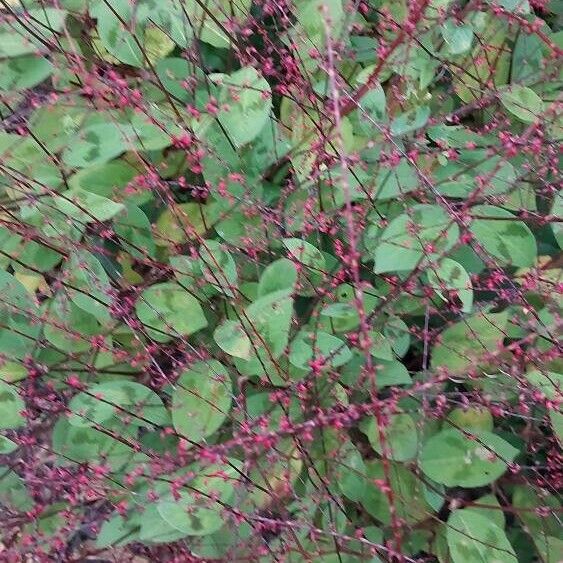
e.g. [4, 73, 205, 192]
[0, 0, 561, 560]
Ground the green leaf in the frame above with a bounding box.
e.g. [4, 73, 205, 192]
[0, 466, 33, 511]
[136, 283, 208, 343]
[463, 493, 505, 529]
[214, 320, 252, 360]
[431, 311, 508, 372]
[447, 510, 516, 563]
[441, 20, 473, 55]
[469, 205, 537, 267]
[360, 414, 418, 461]
[373, 205, 459, 274]
[96, 514, 140, 548]
[138, 0, 193, 49]
[215, 210, 264, 248]
[551, 410, 563, 445]
[533, 536, 563, 563]
[29, 102, 87, 151]
[435, 156, 516, 198]
[524, 370, 562, 399]
[151, 460, 240, 540]
[0, 56, 53, 91]
[391, 105, 430, 137]
[0, 435, 18, 454]
[280, 238, 326, 296]
[257, 258, 298, 297]
[376, 360, 412, 387]
[157, 496, 223, 536]
[512, 29, 545, 85]
[427, 125, 484, 149]
[199, 240, 238, 296]
[427, 258, 473, 313]
[354, 65, 386, 132]
[513, 485, 562, 561]
[503, 182, 537, 213]
[213, 67, 272, 147]
[65, 251, 112, 322]
[16, 240, 64, 274]
[373, 160, 419, 200]
[63, 122, 128, 167]
[68, 381, 168, 428]
[0, 362, 28, 384]
[383, 316, 411, 357]
[138, 504, 190, 543]
[362, 461, 434, 525]
[94, 2, 144, 67]
[369, 331, 394, 360]
[114, 205, 156, 259]
[51, 417, 133, 469]
[446, 406, 494, 432]
[0, 270, 40, 359]
[487, 0, 530, 13]
[338, 443, 367, 501]
[143, 25, 174, 64]
[183, 0, 250, 48]
[0, 380, 25, 429]
[293, 0, 344, 53]
[55, 188, 125, 223]
[155, 202, 217, 245]
[289, 330, 352, 370]
[169, 255, 198, 288]
[68, 158, 142, 196]
[171, 360, 232, 441]
[156, 57, 192, 101]
[244, 289, 294, 358]
[0, 9, 67, 57]
[341, 355, 412, 388]
[320, 302, 360, 333]
[453, 17, 510, 102]
[126, 112, 176, 151]
[551, 192, 562, 248]
[43, 298, 100, 353]
[500, 85, 544, 123]
[420, 428, 518, 487]
[282, 238, 325, 269]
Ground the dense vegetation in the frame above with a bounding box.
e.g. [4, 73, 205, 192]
[0, 0, 561, 560]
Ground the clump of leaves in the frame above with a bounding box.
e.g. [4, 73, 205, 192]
[0, 0, 561, 561]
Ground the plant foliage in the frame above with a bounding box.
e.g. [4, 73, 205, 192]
[0, 0, 561, 560]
